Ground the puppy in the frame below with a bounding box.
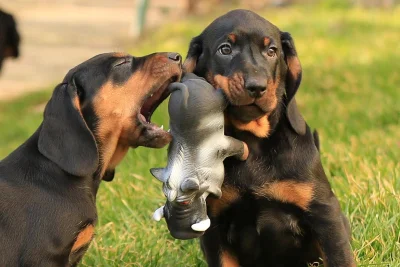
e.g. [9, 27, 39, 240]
[183, 9, 355, 267]
[0, 52, 182, 266]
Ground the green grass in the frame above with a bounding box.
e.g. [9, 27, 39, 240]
[1, 5, 399, 266]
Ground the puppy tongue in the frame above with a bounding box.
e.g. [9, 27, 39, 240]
[136, 123, 172, 148]
[139, 114, 146, 122]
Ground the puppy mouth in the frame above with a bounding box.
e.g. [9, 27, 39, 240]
[139, 74, 179, 124]
[135, 73, 180, 148]
[227, 103, 266, 123]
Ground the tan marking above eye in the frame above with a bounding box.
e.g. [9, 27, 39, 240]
[228, 33, 237, 43]
[264, 37, 271, 47]
[220, 250, 240, 267]
[254, 181, 314, 211]
[71, 224, 94, 252]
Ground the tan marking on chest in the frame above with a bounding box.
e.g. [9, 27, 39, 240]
[71, 224, 94, 252]
[208, 185, 240, 217]
[254, 181, 314, 211]
[221, 250, 240, 267]
[230, 115, 270, 138]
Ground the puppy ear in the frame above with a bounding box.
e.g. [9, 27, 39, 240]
[38, 83, 99, 177]
[281, 32, 306, 135]
[7, 14, 20, 58]
[183, 35, 203, 73]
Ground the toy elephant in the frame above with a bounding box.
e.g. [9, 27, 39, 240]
[151, 73, 248, 240]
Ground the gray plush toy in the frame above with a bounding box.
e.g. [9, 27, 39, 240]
[151, 73, 248, 240]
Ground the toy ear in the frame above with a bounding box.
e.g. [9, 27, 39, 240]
[281, 32, 306, 135]
[180, 178, 200, 192]
[183, 35, 203, 73]
[150, 168, 166, 182]
[38, 83, 99, 177]
[168, 82, 190, 120]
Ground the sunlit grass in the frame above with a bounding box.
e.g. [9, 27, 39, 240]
[0, 5, 399, 266]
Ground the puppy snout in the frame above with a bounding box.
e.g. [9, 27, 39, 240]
[168, 52, 182, 64]
[245, 78, 267, 98]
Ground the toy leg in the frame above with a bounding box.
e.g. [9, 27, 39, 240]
[224, 136, 249, 161]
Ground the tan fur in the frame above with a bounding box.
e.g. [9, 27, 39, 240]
[208, 185, 240, 217]
[214, 73, 253, 106]
[221, 250, 240, 267]
[264, 77, 279, 111]
[92, 71, 146, 177]
[214, 72, 280, 137]
[254, 181, 314, 211]
[230, 115, 270, 138]
[228, 34, 237, 43]
[71, 224, 94, 252]
[263, 37, 271, 46]
[287, 55, 301, 83]
[183, 58, 197, 73]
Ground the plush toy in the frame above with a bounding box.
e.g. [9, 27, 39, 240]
[151, 73, 248, 240]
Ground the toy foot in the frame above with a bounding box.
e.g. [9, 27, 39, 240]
[240, 142, 249, 161]
[153, 206, 164, 221]
[191, 218, 211, 232]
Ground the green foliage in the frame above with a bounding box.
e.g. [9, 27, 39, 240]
[1, 5, 399, 266]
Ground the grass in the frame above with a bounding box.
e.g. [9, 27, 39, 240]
[1, 4, 399, 266]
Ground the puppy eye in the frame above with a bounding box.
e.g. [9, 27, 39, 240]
[218, 43, 232, 55]
[266, 47, 277, 57]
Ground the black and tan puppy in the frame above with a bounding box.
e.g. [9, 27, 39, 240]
[0, 9, 20, 73]
[183, 10, 355, 267]
[0, 52, 182, 266]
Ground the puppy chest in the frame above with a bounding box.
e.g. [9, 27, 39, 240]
[220, 198, 308, 261]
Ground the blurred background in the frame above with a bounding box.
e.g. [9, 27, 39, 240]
[0, 0, 399, 266]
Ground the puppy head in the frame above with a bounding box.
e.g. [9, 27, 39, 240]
[183, 9, 305, 137]
[38, 52, 182, 177]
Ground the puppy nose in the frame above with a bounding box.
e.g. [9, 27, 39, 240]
[246, 79, 267, 98]
[168, 52, 182, 64]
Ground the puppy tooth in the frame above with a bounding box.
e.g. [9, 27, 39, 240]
[167, 129, 171, 133]
[191, 219, 211, 232]
[152, 206, 164, 221]
[160, 125, 164, 130]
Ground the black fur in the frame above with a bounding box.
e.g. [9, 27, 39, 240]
[0, 52, 181, 266]
[0, 9, 20, 73]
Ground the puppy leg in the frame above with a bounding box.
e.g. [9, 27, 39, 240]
[201, 226, 239, 267]
[307, 196, 355, 267]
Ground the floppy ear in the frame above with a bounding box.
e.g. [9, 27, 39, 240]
[38, 83, 99, 177]
[6, 13, 20, 58]
[281, 32, 306, 135]
[183, 35, 203, 73]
